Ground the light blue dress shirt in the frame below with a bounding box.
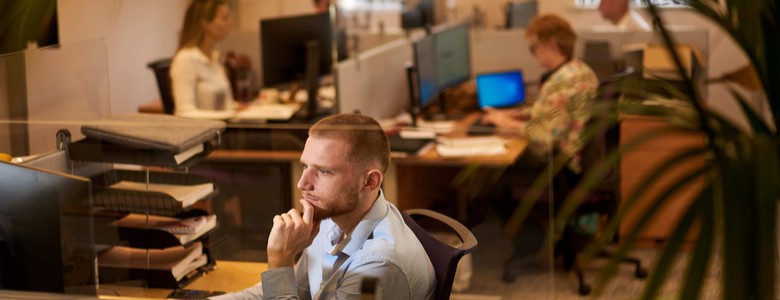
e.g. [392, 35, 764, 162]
[212, 190, 435, 300]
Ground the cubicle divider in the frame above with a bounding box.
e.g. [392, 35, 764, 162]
[336, 27, 549, 122]
[469, 28, 544, 87]
[335, 37, 414, 121]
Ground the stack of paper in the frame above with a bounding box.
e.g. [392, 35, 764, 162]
[98, 242, 207, 281]
[111, 214, 218, 245]
[109, 181, 213, 208]
[234, 103, 301, 121]
[435, 136, 507, 157]
[173, 144, 204, 164]
[81, 113, 225, 153]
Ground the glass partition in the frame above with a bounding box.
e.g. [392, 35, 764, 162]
[0, 1, 731, 299]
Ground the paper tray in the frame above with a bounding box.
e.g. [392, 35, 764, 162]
[68, 138, 216, 168]
[93, 209, 213, 249]
[90, 170, 218, 216]
[97, 253, 216, 289]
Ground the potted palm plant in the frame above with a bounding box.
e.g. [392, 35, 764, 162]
[534, 0, 780, 298]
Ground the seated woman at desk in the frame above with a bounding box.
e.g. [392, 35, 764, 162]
[481, 14, 598, 265]
[481, 13, 598, 174]
[170, 0, 238, 119]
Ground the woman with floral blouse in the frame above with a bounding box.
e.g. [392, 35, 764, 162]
[482, 13, 598, 174]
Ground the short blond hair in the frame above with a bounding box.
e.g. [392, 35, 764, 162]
[526, 14, 577, 60]
[308, 114, 391, 173]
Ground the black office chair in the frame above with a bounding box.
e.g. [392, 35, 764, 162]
[583, 40, 616, 82]
[503, 67, 647, 295]
[402, 209, 478, 300]
[147, 58, 175, 114]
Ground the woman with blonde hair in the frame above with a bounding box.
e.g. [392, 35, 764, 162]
[170, 0, 237, 119]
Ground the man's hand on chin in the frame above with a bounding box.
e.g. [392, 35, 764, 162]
[266, 199, 321, 269]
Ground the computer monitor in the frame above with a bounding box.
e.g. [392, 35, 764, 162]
[419, 0, 436, 27]
[260, 12, 333, 87]
[260, 12, 334, 119]
[0, 161, 96, 295]
[435, 23, 471, 89]
[401, 0, 437, 30]
[411, 23, 472, 120]
[505, 1, 537, 29]
[476, 70, 526, 109]
[412, 34, 439, 110]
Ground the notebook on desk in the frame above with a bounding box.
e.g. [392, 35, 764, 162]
[468, 70, 526, 136]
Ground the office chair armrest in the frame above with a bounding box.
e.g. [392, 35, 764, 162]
[404, 209, 478, 253]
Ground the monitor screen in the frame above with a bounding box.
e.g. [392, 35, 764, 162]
[260, 12, 333, 87]
[435, 23, 471, 89]
[413, 35, 439, 108]
[506, 1, 537, 29]
[476, 70, 525, 109]
[0, 161, 96, 295]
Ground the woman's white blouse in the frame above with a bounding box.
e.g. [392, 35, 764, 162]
[170, 47, 235, 119]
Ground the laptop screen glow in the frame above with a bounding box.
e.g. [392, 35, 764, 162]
[476, 70, 525, 109]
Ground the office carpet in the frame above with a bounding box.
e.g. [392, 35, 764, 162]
[451, 208, 732, 300]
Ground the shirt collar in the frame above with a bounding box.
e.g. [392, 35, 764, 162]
[327, 190, 388, 257]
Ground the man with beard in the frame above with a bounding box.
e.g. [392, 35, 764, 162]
[213, 114, 435, 299]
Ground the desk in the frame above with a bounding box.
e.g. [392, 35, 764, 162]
[100, 260, 267, 299]
[619, 115, 705, 247]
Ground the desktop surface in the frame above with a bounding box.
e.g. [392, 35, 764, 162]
[99, 260, 266, 299]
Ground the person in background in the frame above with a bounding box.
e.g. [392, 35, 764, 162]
[212, 113, 435, 300]
[598, 0, 652, 31]
[482, 13, 599, 175]
[313, 0, 330, 12]
[170, 0, 237, 119]
[480, 14, 599, 265]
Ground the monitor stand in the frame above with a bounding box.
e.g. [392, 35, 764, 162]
[294, 40, 321, 121]
[423, 93, 461, 121]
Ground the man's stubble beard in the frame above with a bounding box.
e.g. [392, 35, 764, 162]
[311, 180, 363, 222]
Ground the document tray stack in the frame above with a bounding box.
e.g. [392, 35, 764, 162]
[66, 113, 224, 288]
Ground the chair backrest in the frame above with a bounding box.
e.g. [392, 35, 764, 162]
[583, 40, 615, 81]
[401, 209, 478, 300]
[575, 67, 636, 211]
[147, 58, 175, 114]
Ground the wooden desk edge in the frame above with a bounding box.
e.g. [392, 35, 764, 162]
[99, 260, 267, 299]
[209, 112, 527, 167]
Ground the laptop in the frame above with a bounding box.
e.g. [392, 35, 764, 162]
[476, 70, 526, 109]
[469, 70, 526, 135]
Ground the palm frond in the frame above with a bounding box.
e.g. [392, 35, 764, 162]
[593, 164, 712, 293]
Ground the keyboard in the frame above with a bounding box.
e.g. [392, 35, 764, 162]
[234, 103, 301, 121]
[466, 117, 497, 136]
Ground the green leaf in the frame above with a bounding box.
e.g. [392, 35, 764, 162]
[593, 164, 712, 294]
[678, 184, 715, 300]
[751, 136, 779, 297]
[640, 183, 712, 300]
[728, 87, 773, 135]
[574, 146, 710, 253]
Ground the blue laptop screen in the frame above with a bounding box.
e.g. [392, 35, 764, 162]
[476, 70, 525, 108]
